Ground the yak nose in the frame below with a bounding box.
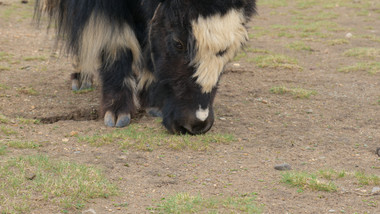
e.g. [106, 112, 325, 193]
[182, 106, 214, 135]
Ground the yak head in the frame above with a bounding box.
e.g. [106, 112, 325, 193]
[147, 0, 256, 135]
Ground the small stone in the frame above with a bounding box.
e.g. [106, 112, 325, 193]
[219, 117, 227, 121]
[345, 33, 353, 38]
[62, 138, 69, 142]
[328, 209, 336, 213]
[371, 187, 380, 194]
[82, 209, 96, 214]
[274, 163, 292, 171]
[74, 151, 81, 154]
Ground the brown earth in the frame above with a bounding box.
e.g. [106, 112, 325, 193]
[0, 0, 379, 213]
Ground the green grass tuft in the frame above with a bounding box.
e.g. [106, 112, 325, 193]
[151, 192, 263, 213]
[270, 86, 317, 99]
[78, 123, 235, 151]
[281, 171, 337, 192]
[0, 126, 17, 136]
[287, 41, 313, 51]
[22, 56, 47, 62]
[343, 48, 380, 59]
[0, 155, 117, 213]
[327, 39, 349, 46]
[0, 145, 7, 155]
[354, 172, 380, 185]
[251, 54, 303, 70]
[0, 114, 11, 124]
[17, 87, 38, 96]
[5, 140, 41, 149]
[339, 62, 380, 74]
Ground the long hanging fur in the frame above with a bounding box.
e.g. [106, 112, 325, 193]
[34, 0, 257, 134]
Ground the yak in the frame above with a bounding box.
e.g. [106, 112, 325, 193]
[35, 0, 256, 135]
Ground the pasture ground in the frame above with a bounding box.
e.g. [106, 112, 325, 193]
[0, 0, 379, 213]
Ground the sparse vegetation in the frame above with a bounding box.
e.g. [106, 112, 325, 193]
[0, 145, 7, 155]
[354, 172, 380, 185]
[22, 56, 47, 62]
[327, 39, 349, 46]
[281, 171, 338, 192]
[151, 192, 263, 213]
[0, 114, 10, 124]
[5, 140, 41, 149]
[17, 87, 38, 95]
[282, 169, 380, 192]
[78, 123, 235, 151]
[270, 86, 317, 99]
[287, 41, 313, 51]
[339, 62, 380, 74]
[343, 48, 380, 59]
[252, 54, 303, 70]
[0, 155, 117, 213]
[0, 125, 17, 136]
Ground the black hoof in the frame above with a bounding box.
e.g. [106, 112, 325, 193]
[104, 111, 131, 128]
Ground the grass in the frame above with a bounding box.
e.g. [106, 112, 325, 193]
[360, 35, 380, 43]
[22, 56, 47, 62]
[4, 140, 41, 149]
[343, 48, 380, 59]
[354, 172, 380, 185]
[150, 192, 263, 213]
[257, 0, 287, 8]
[327, 39, 349, 46]
[0, 114, 10, 124]
[0, 126, 17, 136]
[282, 169, 380, 192]
[0, 84, 9, 90]
[0, 65, 11, 71]
[281, 171, 338, 192]
[339, 62, 380, 74]
[270, 86, 317, 99]
[0, 145, 7, 155]
[16, 117, 41, 125]
[286, 41, 313, 51]
[78, 123, 235, 151]
[0, 155, 117, 213]
[251, 54, 303, 71]
[16, 87, 38, 95]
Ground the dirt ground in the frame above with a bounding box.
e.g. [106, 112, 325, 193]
[0, 0, 379, 213]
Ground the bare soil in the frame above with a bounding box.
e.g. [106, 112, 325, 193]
[0, 0, 379, 213]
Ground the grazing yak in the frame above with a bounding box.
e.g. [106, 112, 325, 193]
[35, 0, 256, 134]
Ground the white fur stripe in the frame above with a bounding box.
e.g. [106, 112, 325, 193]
[196, 105, 209, 122]
[80, 13, 142, 78]
[191, 9, 248, 93]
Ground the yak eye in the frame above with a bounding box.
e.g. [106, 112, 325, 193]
[173, 39, 185, 50]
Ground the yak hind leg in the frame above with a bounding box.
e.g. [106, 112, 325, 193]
[70, 72, 94, 91]
[71, 58, 94, 91]
[100, 49, 138, 128]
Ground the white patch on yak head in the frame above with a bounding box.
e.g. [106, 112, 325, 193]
[191, 9, 248, 93]
[195, 105, 209, 122]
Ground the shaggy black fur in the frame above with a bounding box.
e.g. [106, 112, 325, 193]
[35, 0, 256, 134]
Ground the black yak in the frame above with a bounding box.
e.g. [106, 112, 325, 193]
[35, 0, 256, 134]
